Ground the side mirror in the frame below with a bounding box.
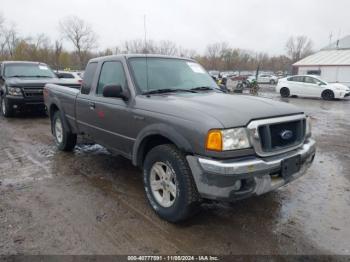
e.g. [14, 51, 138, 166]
[103, 84, 128, 100]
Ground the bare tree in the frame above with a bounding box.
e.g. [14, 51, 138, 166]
[54, 40, 63, 69]
[286, 35, 313, 62]
[178, 47, 197, 58]
[0, 13, 7, 58]
[122, 39, 146, 53]
[205, 42, 229, 69]
[157, 40, 178, 56]
[4, 24, 19, 58]
[59, 16, 98, 69]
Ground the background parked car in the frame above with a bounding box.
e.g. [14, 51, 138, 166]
[248, 74, 278, 85]
[0, 61, 82, 117]
[56, 70, 83, 83]
[208, 70, 220, 80]
[276, 75, 350, 100]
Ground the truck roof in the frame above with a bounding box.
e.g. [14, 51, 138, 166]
[89, 54, 195, 63]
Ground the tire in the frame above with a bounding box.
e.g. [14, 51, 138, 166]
[280, 87, 290, 98]
[52, 111, 77, 151]
[270, 79, 276, 85]
[143, 144, 201, 223]
[1, 96, 14, 117]
[322, 90, 335, 100]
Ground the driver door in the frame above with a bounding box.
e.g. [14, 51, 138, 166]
[87, 60, 134, 157]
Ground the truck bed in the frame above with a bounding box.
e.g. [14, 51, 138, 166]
[44, 83, 80, 132]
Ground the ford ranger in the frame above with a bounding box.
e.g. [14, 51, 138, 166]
[44, 55, 316, 223]
[0, 61, 81, 117]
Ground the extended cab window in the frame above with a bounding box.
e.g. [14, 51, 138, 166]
[81, 62, 97, 94]
[97, 61, 126, 95]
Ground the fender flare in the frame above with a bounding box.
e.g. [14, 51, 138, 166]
[132, 123, 194, 167]
[49, 98, 72, 134]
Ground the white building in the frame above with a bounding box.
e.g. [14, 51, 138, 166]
[293, 35, 350, 87]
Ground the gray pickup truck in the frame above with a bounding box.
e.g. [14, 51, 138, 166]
[44, 55, 316, 223]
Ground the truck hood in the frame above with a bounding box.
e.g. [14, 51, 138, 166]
[5, 77, 81, 88]
[137, 92, 304, 127]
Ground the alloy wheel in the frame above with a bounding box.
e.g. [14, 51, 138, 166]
[149, 161, 177, 208]
[54, 118, 63, 143]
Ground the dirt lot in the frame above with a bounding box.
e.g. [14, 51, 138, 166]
[0, 88, 349, 255]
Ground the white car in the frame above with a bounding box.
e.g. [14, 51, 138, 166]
[248, 74, 278, 85]
[56, 71, 83, 83]
[276, 75, 350, 100]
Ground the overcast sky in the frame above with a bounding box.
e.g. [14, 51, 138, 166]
[2, 0, 350, 55]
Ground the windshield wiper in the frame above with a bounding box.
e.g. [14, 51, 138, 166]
[6, 75, 53, 78]
[6, 75, 31, 78]
[33, 75, 53, 78]
[190, 86, 217, 91]
[143, 88, 196, 95]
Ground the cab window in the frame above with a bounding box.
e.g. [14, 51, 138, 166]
[81, 62, 98, 94]
[97, 61, 127, 95]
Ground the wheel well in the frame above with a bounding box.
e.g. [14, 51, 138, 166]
[322, 89, 333, 94]
[49, 104, 59, 119]
[137, 135, 175, 167]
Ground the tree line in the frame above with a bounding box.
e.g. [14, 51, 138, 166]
[0, 14, 314, 72]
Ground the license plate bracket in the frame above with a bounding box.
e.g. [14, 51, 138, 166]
[281, 155, 301, 179]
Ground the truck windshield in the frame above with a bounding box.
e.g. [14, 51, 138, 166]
[128, 57, 218, 93]
[4, 63, 56, 78]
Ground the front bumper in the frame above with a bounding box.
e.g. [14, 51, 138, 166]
[186, 138, 316, 201]
[6, 95, 45, 109]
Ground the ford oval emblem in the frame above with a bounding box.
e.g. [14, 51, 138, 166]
[280, 130, 293, 140]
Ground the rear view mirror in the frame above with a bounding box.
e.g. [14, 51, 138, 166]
[103, 85, 128, 100]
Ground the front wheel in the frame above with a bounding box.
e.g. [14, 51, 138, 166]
[322, 90, 335, 100]
[270, 79, 276, 85]
[280, 87, 290, 98]
[52, 111, 77, 151]
[143, 144, 201, 223]
[1, 96, 14, 117]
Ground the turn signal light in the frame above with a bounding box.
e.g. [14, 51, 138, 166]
[206, 130, 222, 151]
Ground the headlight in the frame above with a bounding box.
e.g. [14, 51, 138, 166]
[8, 87, 23, 96]
[206, 128, 251, 151]
[305, 116, 312, 137]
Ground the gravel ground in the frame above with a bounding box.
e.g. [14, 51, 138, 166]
[0, 88, 349, 255]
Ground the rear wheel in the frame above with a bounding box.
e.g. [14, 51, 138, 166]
[143, 144, 201, 223]
[1, 96, 14, 117]
[280, 87, 290, 98]
[270, 79, 276, 85]
[52, 111, 77, 151]
[322, 90, 334, 100]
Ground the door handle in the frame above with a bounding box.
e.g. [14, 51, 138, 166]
[89, 102, 95, 109]
[133, 115, 145, 120]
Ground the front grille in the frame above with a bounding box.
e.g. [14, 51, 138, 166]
[23, 88, 44, 97]
[258, 119, 306, 152]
